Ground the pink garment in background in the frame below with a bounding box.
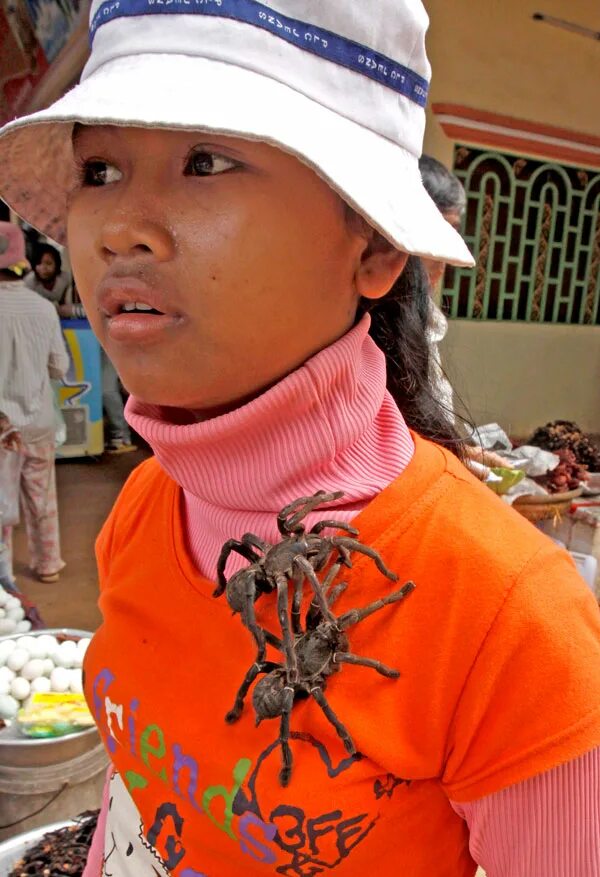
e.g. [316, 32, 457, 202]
[82, 318, 600, 874]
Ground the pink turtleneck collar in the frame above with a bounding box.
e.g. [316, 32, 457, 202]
[126, 315, 414, 579]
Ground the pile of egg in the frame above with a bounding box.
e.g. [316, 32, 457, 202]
[0, 634, 91, 721]
[0, 586, 32, 636]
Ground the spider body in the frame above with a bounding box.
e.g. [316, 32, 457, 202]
[215, 492, 416, 786]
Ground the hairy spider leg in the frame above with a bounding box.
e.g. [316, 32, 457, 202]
[240, 532, 271, 554]
[338, 582, 416, 631]
[275, 573, 299, 683]
[333, 651, 400, 678]
[296, 556, 338, 625]
[225, 661, 281, 724]
[310, 686, 356, 756]
[278, 684, 296, 786]
[305, 562, 343, 629]
[277, 490, 344, 536]
[331, 537, 399, 582]
[327, 581, 349, 607]
[213, 540, 262, 597]
[240, 570, 268, 661]
[290, 567, 305, 635]
[309, 520, 359, 537]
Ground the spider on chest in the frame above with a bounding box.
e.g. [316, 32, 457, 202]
[215, 490, 415, 786]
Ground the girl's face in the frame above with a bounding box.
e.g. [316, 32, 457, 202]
[67, 126, 382, 415]
[36, 252, 58, 281]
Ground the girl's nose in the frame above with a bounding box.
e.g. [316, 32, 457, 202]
[98, 191, 175, 264]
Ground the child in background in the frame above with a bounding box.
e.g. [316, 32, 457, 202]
[1, 2, 599, 875]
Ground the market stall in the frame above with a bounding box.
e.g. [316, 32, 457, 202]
[55, 319, 104, 458]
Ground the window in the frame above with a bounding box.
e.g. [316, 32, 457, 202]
[442, 146, 600, 325]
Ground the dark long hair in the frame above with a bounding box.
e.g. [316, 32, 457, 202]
[359, 255, 467, 460]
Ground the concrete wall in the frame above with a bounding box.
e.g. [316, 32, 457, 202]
[422, 0, 600, 434]
[441, 321, 600, 437]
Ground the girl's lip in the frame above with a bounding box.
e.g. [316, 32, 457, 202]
[97, 276, 175, 318]
[106, 311, 183, 343]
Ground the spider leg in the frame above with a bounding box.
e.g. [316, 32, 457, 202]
[334, 651, 400, 678]
[338, 581, 415, 630]
[291, 567, 305, 636]
[278, 684, 296, 786]
[275, 574, 299, 683]
[309, 520, 358, 537]
[214, 540, 262, 597]
[295, 556, 337, 625]
[225, 661, 280, 724]
[277, 491, 344, 536]
[327, 581, 348, 608]
[306, 562, 342, 629]
[240, 575, 267, 662]
[332, 537, 399, 582]
[310, 686, 356, 756]
[241, 533, 271, 554]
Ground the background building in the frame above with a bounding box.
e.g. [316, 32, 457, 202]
[424, 0, 600, 436]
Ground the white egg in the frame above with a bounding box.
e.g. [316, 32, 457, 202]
[6, 606, 25, 622]
[49, 667, 70, 693]
[15, 620, 32, 634]
[0, 608, 6, 620]
[30, 676, 51, 694]
[70, 649, 83, 669]
[4, 596, 20, 610]
[0, 694, 18, 719]
[21, 635, 44, 658]
[68, 671, 83, 694]
[20, 659, 46, 682]
[37, 634, 58, 652]
[15, 636, 36, 653]
[42, 658, 54, 676]
[0, 640, 16, 665]
[6, 648, 30, 673]
[76, 637, 91, 652]
[0, 589, 8, 607]
[0, 666, 16, 684]
[10, 677, 30, 702]
[0, 619, 17, 636]
[0, 678, 10, 696]
[52, 641, 77, 669]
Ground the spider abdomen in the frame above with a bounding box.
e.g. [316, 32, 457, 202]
[252, 671, 288, 720]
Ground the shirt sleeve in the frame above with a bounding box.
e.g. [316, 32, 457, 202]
[47, 308, 70, 379]
[451, 747, 600, 877]
[442, 544, 600, 802]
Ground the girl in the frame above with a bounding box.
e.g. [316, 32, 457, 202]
[1, 2, 599, 875]
[24, 242, 72, 304]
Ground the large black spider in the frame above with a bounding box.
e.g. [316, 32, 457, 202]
[214, 491, 398, 676]
[228, 561, 415, 786]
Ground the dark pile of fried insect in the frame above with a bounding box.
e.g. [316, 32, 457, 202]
[214, 490, 415, 786]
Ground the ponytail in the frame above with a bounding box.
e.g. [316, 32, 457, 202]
[360, 256, 467, 460]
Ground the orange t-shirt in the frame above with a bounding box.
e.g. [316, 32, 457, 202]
[84, 435, 600, 876]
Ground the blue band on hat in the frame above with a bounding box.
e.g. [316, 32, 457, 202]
[89, 0, 429, 107]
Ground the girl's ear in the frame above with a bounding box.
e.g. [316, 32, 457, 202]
[355, 231, 409, 301]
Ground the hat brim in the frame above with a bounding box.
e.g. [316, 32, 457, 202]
[0, 53, 474, 266]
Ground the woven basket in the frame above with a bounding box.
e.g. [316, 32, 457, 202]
[513, 487, 583, 523]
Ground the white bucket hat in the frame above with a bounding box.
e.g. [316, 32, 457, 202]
[0, 0, 474, 266]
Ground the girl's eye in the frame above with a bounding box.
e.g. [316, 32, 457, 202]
[184, 150, 238, 177]
[80, 160, 123, 187]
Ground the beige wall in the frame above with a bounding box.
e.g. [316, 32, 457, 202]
[422, 0, 600, 435]
[441, 322, 600, 437]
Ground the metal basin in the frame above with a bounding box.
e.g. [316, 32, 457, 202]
[0, 629, 99, 767]
[0, 821, 74, 876]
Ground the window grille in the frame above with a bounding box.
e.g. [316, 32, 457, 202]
[442, 146, 600, 325]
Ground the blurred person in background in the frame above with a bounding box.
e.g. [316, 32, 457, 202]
[0, 410, 20, 588]
[25, 241, 72, 304]
[0, 222, 69, 583]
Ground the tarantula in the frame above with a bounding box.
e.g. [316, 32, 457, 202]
[214, 491, 398, 667]
[227, 561, 415, 786]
